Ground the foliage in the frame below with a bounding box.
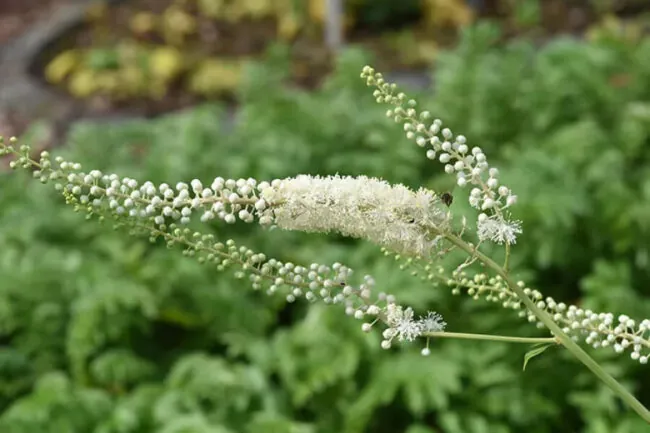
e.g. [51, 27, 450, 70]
[2, 23, 650, 432]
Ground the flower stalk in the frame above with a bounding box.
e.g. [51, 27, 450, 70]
[444, 232, 650, 423]
[423, 331, 558, 345]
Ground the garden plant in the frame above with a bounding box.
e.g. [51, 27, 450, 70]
[1, 22, 650, 433]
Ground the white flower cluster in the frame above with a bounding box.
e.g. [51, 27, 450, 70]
[214, 241, 449, 353]
[261, 174, 449, 257]
[361, 66, 522, 245]
[1, 139, 447, 353]
[538, 299, 650, 364]
[51, 162, 275, 228]
[378, 305, 447, 351]
[8, 145, 449, 259]
[448, 271, 650, 364]
[150, 224, 448, 350]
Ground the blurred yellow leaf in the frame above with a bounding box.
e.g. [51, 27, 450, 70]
[586, 14, 643, 43]
[118, 66, 147, 96]
[45, 50, 80, 84]
[149, 47, 185, 82]
[130, 12, 158, 35]
[422, 0, 474, 29]
[95, 71, 120, 93]
[116, 40, 140, 58]
[383, 31, 438, 66]
[68, 70, 97, 98]
[416, 39, 438, 64]
[278, 13, 301, 40]
[187, 58, 243, 96]
[197, 0, 225, 18]
[162, 6, 197, 44]
[240, 0, 273, 18]
[309, 0, 325, 23]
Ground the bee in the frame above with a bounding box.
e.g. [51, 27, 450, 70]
[441, 191, 453, 207]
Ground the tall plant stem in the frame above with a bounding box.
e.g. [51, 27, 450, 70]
[445, 233, 650, 423]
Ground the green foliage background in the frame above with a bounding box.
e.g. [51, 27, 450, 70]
[1, 22, 650, 433]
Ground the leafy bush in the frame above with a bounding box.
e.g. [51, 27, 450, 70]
[2, 24, 650, 432]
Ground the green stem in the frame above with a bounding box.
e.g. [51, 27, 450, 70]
[425, 331, 557, 344]
[445, 233, 650, 423]
[504, 242, 511, 272]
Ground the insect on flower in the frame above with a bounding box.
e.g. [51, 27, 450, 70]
[441, 191, 453, 207]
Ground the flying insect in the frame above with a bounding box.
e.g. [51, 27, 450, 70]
[440, 191, 453, 207]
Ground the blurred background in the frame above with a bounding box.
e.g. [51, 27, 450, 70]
[1, 1, 650, 432]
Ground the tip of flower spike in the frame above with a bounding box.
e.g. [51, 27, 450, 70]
[0, 136, 19, 153]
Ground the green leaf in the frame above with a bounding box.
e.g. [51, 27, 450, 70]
[523, 343, 555, 371]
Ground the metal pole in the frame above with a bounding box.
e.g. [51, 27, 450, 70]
[325, 0, 344, 51]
